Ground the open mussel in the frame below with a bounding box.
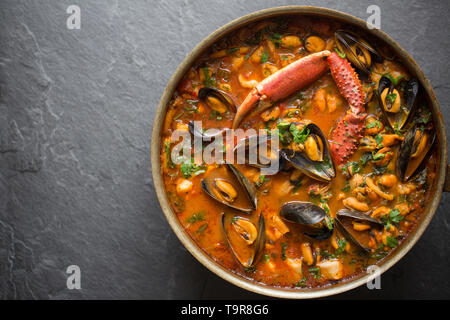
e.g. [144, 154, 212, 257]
[335, 30, 382, 74]
[280, 201, 333, 240]
[397, 125, 435, 181]
[233, 134, 282, 171]
[335, 209, 383, 252]
[201, 164, 257, 213]
[378, 76, 419, 130]
[280, 123, 335, 182]
[198, 87, 236, 114]
[222, 213, 265, 268]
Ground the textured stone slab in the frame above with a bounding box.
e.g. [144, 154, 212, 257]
[0, 0, 449, 299]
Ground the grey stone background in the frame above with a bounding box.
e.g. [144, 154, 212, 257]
[0, 0, 449, 299]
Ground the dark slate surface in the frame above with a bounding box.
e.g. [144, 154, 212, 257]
[0, 0, 449, 300]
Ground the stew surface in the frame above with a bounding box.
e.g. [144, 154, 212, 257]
[160, 16, 436, 288]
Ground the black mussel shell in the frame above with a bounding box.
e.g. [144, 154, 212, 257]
[201, 164, 257, 213]
[280, 201, 333, 240]
[397, 126, 435, 182]
[280, 123, 335, 182]
[335, 209, 383, 252]
[378, 76, 419, 130]
[335, 30, 381, 74]
[222, 213, 265, 268]
[233, 134, 278, 168]
[404, 78, 419, 115]
[198, 87, 236, 113]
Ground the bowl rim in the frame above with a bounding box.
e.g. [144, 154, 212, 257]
[151, 5, 447, 299]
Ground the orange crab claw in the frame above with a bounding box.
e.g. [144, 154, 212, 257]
[329, 112, 366, 166]
[327, 52, 366, 165]
[232, 51, 331, 129]
[327, 52, 365, 114]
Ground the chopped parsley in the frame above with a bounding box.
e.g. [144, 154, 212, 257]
[269, 33, 283, 46]
[186, 211, 205, 224]
[196, 223, 208, 235]
[309, 267, 321, 279]
[416, 108, 432, 125]
[281, 242, 288, 261]
[294, 277, 308, 287]
[383, 74, 405, 86]
[261, 51, 269, 64]
[372, 151, 385, 161]
[334, 239, 348, 256]
[180, 158, 207, 178]
[341, 182, 351, 192]
[173, 111, 184, 120]
[389, 208, 404, 223]
[366, 120, 381, 129]
[386, 93, 397, 104]
[342, 161, 361, 175]
[386, 236, 398, 248]
[334, 47, 346, 58]
[292, 176, 304, 193]
[360, 152, 373, 167]
[255, 175, 270, 188]
[289, 124, 310, 144]
[381, 208, 404, 230]
[202, 66, 213, 87]
[164, 141, 175, 169]
[374, 134, 384, 147]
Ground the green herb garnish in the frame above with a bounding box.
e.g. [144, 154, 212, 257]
[386, 93, 397, 105]
[334, 239, 348, 256]
[289, 124, 310, 144]
[186, 211, 205, 223]
[294, 277, 308, 287]
[386, 236, 398, 248]
[180, 158, 207, 178]
[383, 74, 405, 86]
[309, 267, 321, 279]
[261, 51, 269, 64]
[334, 47, 346, 58]
[164, 141, 175, 169]
[281, 242, 288, 261]
[196, 223, 208, 235]
[374, 134, 384, 147]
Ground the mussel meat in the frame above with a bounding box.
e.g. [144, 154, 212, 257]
[280, 123, 335, 182]
[335, 209, 383, 252]
[378, 76, 419, 130]
[335, 30, 381, 74]
[280, 201, 333, 240]
[304, 35, 326, 53]
[397, 126, 435, 181]
[202, 164, 257, 213]
[304, 134, 324, 161]
[222, 213, 266, 268]
[198, 87, 236, 113]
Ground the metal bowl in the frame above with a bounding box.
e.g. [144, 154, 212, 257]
[151, 6, 448, 298]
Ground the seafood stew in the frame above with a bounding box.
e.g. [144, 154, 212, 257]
[159, 15, 437, 289]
